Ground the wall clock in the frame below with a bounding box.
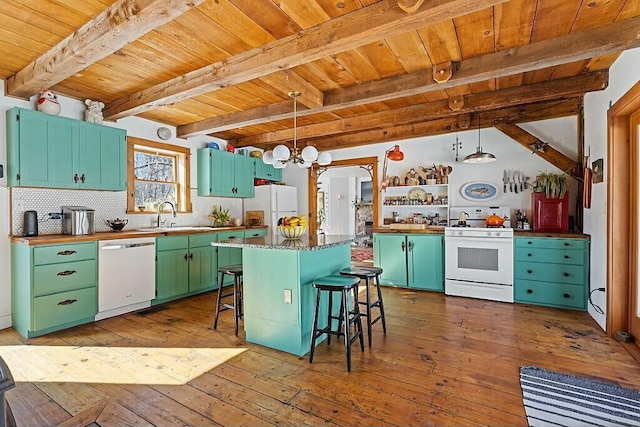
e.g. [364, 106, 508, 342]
[157, 127, 171, 140]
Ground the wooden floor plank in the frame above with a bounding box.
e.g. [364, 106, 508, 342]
[2, 287, 639, 426]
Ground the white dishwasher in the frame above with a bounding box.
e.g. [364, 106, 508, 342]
[96, 237, 156, 321]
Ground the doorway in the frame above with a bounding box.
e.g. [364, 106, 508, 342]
[308, 156, 379, 239]
[608, 79, 640, 359]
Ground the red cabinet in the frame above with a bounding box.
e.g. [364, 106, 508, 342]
[532, 192, 569, 232]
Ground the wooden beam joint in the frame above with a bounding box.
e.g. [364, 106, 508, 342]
[433, 61, 453, 83]
[449, 95, 464, 111]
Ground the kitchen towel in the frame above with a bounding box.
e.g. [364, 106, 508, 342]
[519, 366, 640, 426]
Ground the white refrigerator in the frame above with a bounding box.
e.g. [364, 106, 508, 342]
[244, 185, 297, 235]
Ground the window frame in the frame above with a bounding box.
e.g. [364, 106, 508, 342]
[127, 136, 192, 214]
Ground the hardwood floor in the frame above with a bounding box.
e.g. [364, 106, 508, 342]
[1, 286, 639, 426]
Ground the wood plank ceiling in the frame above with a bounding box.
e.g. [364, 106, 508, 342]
[2, 0, 639, 157]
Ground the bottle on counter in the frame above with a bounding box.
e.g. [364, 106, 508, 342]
[522, 211, 530, 230]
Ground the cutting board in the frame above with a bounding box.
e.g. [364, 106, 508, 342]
[245, 210, 264, 226]
[388, 223, 427, 230]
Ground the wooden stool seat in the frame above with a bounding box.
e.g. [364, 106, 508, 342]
[340, 266, 387, 346]
[214, 264, 243, 336]
[309, 275, 364, 372]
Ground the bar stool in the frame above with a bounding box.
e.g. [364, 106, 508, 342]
[214, 264, 243, 336]
[340, 266, 387, 346]
[309, 275, 364, 372]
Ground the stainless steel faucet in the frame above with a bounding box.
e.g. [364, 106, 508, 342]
[157, 201, 177, 227]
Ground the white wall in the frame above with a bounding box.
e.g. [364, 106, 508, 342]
[583, 47, 640, 330]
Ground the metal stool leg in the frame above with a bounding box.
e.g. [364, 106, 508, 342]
[342, 289, 352, 372]
[353, 284, 365, 352]
[364, 277, 373, 346]
[213, 271, 225, 330]
[233, 274, 241, 336]
[374, 273, 387, 333]
[309, 288, 322, 363]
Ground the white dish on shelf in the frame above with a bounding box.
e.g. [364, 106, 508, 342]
[407, 187, 427, 201]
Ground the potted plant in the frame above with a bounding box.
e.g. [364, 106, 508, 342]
[534, 171, 568, 198]
[210, 205, 231, 227]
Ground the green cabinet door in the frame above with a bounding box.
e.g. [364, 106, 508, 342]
[156, 249, 189, 300]
[254, 158, 282, 181]
[374, 234, 408, 287]
[234, 155, 255, 197]
[77, 123, 126, 190]
[188, 246, 215, 292]
[408, 235, 444, 291]
[7, 108, 76, 188]
[217, 230, 243, 286]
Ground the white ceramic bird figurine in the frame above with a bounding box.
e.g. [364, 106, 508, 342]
[36, 90, 61, 115]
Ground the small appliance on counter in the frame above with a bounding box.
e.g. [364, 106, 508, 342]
[62, 206, 95, 235]
[23, 210, 38, 237]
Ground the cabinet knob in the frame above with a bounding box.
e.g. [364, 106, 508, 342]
[563, 272, 570, 277]
[57, 299, 78, 306]
[401, 241, 406, 252]
[57, 270, 76, 276]
[184, 253, 189, 261]
[563, 293, 570, 298]
[73, 173, 79, 183]
[527, 269, 533, 274]
[527, 253, 532, 257]
[564, 255, 569, 259]
[527, 241, 533, 245]
[189, 253, 194, 260]
[80, 173, 86, 183]
[564, 242, 570, 246]
[526, 289, 533, 294]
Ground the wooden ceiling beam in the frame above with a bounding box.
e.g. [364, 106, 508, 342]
[178, 13, 640, 137]
[230, 71, 608, 146]
[6, 0, 207, 99]
[259, 70, 324, 109]
[296, 98, 581, 152]
[103, 0, 508, 120]
[495, 123, 580, 176]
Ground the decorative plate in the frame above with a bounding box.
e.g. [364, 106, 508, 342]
[460, 182, 498, 201]
[407, 187, 427, 201]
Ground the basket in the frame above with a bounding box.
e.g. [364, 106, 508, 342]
[278, 226, 307, 239]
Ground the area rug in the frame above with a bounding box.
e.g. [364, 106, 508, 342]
[351, 247, 373, 263]
[519, 366, 640, 426]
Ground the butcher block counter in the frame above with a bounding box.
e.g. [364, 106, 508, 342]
[11, 226, 268, 245]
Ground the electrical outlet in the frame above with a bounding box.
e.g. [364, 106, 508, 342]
[14, 199, 24, 211]
[284, 289, 292, 304]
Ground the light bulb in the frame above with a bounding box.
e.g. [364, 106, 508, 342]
[317, 151, 332, 166]
[262, 150, 275, 165]
[301, 145, 318, 162]
[273, 161, 287, 169]
[273, 144, 290, 161]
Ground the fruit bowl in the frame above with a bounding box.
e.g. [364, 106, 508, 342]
[278, 225, 307, 239]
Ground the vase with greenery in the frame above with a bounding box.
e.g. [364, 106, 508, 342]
[534, 171, 568, 198]
[210, 205, 231, 227]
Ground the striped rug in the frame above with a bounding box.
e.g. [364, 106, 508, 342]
[520, 366, 640, 426]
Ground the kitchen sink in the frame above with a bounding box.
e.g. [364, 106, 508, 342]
[135, 226, 216, 232]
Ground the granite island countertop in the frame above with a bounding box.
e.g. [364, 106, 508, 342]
[212, 234, 356, 251]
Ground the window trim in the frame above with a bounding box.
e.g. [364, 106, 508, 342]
[127, 136, 192, 214]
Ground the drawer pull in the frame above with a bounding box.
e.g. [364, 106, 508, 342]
[564, 255, 570, 259]
[563, 272, 570, 277]
[527, 241, 533, 245]
[58, 299, 78, 306]
[57, 250, 77, 256]
[563, 293, 570, 298]
[527, 269, 533, 274]
[527, 253, 532, 257]
[527, 289, 533, 294]
[564, 242, 570, 246]
[57, 270, 77, 276]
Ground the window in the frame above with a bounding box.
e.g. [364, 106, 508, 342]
[127, 137, 191, 213]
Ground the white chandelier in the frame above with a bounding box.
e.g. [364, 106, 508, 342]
[262, 91, 331, 169]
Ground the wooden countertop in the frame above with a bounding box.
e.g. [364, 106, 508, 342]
[11, 226, 268, 245]
[374, 227, 444, 235]
[374, 227, 590, 239]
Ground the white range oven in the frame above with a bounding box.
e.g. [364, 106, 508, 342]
[445, 207, 514, 303]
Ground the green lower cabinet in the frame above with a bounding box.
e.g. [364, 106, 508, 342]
[11, 241, 98, 338]
[154, 233, 221, 304]
[514, 236, 589, 310]
[244, 228, 267, 238]
[373, 233, 444, 291]
[216, 230, 244, 286]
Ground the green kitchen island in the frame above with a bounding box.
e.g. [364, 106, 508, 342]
[211, 234, 354, 356]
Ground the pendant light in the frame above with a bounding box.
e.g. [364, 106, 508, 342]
[463, 115, 495, 164]
[262, 91, 331, 169]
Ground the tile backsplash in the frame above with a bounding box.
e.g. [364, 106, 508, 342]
[10, 187, 243, 236]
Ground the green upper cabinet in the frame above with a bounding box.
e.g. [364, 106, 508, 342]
[6, 107, 126, 190]
[254, 158, 282, 181]
[197, 148, 255, 198]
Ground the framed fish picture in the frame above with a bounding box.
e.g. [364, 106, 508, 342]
[460, 182, 498, 201]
